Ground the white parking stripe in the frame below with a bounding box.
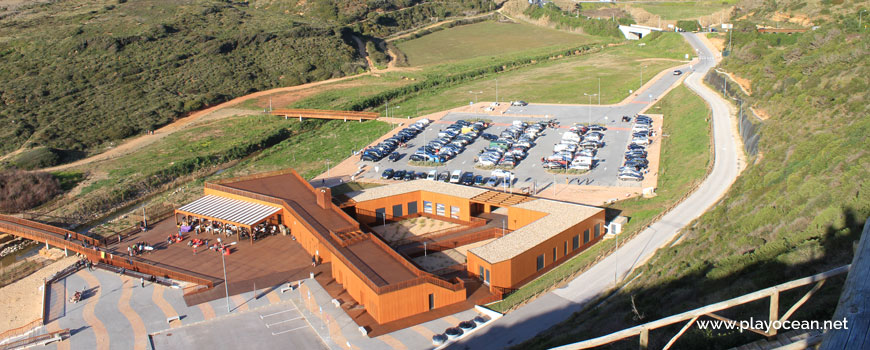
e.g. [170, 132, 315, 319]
[265, 316, 303, 328]
[272, 325, 309, 335]
[260, 309, 295, 319]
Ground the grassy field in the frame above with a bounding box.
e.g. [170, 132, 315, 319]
[488, 84, 712, 313]
[629, 1, 736, 20]
[393, 33, 691, 114]
[396, 21, 596, 66]
[215, 120, 395, 180]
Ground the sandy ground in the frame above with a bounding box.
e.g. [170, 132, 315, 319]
[413, 238, 495, 272]
[0, 254, 78, 333]
[371, 217, 460, 244]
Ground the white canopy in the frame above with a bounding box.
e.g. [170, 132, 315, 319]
[177, 195, 280, 227]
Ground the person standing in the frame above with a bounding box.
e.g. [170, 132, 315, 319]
[140, 277, 145, 288]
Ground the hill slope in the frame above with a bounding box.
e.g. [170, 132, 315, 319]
[520, 2, 870, 349]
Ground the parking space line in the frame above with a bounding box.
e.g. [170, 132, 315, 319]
[271, 325, 309, 335]
[265, 316, 303, 328]
[260, 309, 294, 319]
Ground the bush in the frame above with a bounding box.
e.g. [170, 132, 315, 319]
[0, 170, 61, 213]
[11, 147, 61, 170]
[524, 3, 622, 37]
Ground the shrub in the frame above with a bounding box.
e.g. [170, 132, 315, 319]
[0, 170, 61, 212]
[11, 147, 61, 170]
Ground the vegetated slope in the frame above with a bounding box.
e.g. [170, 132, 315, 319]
[0, 0, 493, 164]
[519, 5, 869, 350]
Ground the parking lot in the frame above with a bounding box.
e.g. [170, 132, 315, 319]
[358, 109, 659, 189]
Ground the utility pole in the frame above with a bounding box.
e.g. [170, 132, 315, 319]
[495, 78, 499, 105]
[598, 77, 601, 105]
[218, 238, 230, 313]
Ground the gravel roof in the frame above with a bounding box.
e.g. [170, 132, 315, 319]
[469, 199, 602, 264]
[347, 180, 488, 202]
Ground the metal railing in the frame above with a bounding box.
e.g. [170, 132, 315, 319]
[0, 318, 43, 345]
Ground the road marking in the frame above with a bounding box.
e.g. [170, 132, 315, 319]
[260, 309, 294, 319]
[266, 316, 303, 328]
[271, 325, 309, 335]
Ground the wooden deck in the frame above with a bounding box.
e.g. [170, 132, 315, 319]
[111, 218, 315, 306]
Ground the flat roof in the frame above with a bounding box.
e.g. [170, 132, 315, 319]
[177, 195, 280, 226]
[220, 173, 358, 233]
[345, 240, 417, 285]
[469, 199, 602, 264]
[347, 179, 488, 203]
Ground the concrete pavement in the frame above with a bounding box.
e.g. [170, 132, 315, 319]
[448, 32, 741, 349]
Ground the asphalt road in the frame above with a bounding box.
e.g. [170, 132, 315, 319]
[447, 33, 740, 350]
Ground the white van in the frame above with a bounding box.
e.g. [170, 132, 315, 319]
[427, 170, 437, 180]
[449, 170, 462, 183]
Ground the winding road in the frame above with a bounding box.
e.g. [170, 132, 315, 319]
[448, 33, 742, 349]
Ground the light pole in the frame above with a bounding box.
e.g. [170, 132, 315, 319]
[468, 90, 483, 105]
[218, 238, 230, 313]
[861, 10, 868, 31]
[639, 65, 647, 90]
[326, 159, 331, 182]
[583, 93, 597, 125]
[495, 78, 499, 105]
[597, 77, 601, 105]
[614, 232, 619, 284]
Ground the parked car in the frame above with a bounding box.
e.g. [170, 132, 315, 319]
[473, 175, 486, 186]
[381, 169, 394, 179]
[485, 176, 501, 187]
[460, 172, 475, 186]
[404, 171, 415, 181]
[393, 170, 406, 180]
[618, 172, 644, 182]
[481, 133, 498, 141]
[438, 171, 450, 182]
[427, 170, 437, 180]
[511, 100, 528, 106]
[389, 152, 401, 162]
[673, 70, 683, 75]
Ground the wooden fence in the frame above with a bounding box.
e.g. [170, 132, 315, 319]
[551, 265, 851, 350]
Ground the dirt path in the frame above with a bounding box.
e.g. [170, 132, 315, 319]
[385, 11, 496, 43]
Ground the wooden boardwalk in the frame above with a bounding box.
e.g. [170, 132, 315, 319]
[269, 108, 379, 121]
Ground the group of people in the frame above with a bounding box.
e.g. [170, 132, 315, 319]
[166, 233, 184, 245]
[126, 241, 153, 256]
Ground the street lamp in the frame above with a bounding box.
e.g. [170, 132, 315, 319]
[861, 10, 868, 31]
[639, 65, 647, 90]
[217, 238, 230, 313]
[583, 93, 597, 125]
[597, 77, 601, 105]
[468, 90, 483, 105]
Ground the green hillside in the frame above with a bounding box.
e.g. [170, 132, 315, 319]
[0, 0, 493, 164]
[521, 2, 870, 349]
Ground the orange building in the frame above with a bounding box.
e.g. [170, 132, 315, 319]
[175, 169, 605, 327]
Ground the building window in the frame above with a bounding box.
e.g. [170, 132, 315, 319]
[424, 201, 433, 214]
[408, 202, 418, 215]
[584, 229, 590, 244]
[375, 208, 385, 223]
[392, 204, 403, 217]
[429, 294, 434, 310]
[572, 235, 579, 250]
[436, 203, 446, 216]
[450, 206, 460, 219]
[552, 247, 557, 262]
[485, 269, 490, 284]
[564, 241, 568, 256]
[594, 223, 601, 238]
[479, 266, 484, 280]
[536, 254, 544, 271]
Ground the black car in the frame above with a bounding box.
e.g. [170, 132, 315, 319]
[437, 172, 450, 182]
[460, 172, 475, 186]
[393, 170, 406, 180]
[416, 171, 427, 179]
[389, 152, 402, 162]
[473, 175, 485, 186]
[404, 171, 415, 181]
[673, 70, 683, 76]
[481, 133, 498, 141]
[381, 169, 395, 179]
[409, 154, 425, 161]
[627, 143, 646, 151]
